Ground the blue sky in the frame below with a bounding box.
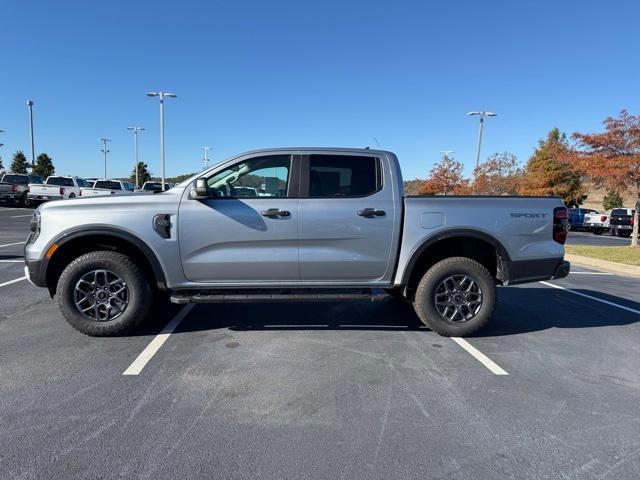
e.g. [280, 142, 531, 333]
[1, 0, 639, 180]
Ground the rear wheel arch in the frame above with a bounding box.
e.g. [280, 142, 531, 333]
[401, 230, 509, 299]
[44, 228, 167, 295]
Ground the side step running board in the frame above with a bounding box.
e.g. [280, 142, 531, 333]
[170, 288, 391, 304]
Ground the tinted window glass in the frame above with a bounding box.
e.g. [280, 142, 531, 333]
[3, 175, 25, 183]
[94, 180, 121, 190]
[76, 179, 92, 188]
[29, 175, 44, 184]
[207, 155, 291, 198]
[46, 177, 61, 185]
[611, 209, 629, 216]
[60, 178, 74, 187]
[308, 155, 380, 197]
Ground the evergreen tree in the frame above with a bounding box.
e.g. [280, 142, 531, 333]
[602, 190, 623, 211]
[10, 151, 29, 174]
[32, 153, 55, 177]
[131, 161, 152, 185]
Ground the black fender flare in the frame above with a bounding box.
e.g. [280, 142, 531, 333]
[40, 225, 167, 290]
[400, 228, 512, 285]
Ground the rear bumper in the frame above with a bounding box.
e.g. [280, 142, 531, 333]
[28, 194, 62, 201]
[504, 258, 570, 285]
[0, 193, 21, 201]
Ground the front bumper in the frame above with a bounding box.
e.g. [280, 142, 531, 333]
[504, 258, 570, 285]
[24, 257, 47, 288]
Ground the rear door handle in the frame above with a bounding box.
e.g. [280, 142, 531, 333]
[261, 208, 291, 218]
[357, 208, 385, 218]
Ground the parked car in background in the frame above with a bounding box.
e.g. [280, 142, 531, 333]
[0, 173, 44, 207]
[583, 210, 611, 235]
[28, 176, 92, 204]
[135, 181, 174, 193]
[80, 179, 136, 197]
[24, 147, 570, 338]
[609, 208, 636, 237]
[568, 208, 599, 231]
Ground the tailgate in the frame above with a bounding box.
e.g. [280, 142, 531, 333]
[610, 215, 631, 226]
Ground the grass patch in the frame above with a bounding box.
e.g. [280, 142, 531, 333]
[565, 245, 640, 266]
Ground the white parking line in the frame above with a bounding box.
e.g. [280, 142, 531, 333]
[0, 208, 23, 212]
[0, 276, 27, 288]
[0, 260, 24, 263]
[10, 214, 32, 218]
[123, 304, 195, 376]
[450, 337, 509, 375]
[569, 272, 613, 275]
[0, 241, 26, 248]
[540, 281, 640, 315]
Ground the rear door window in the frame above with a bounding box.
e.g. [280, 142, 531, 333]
[307, 155, 381, 197]
[46, 177, 61, 186]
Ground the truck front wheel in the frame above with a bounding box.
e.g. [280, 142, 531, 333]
[57, 251, 152, 336]
[413, 257, 495, 337]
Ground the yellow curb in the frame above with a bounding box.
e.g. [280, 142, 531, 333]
[565, 253, 640, 278]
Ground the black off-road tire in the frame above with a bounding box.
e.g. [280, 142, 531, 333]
[592, 228, 603, 235]
[20, 192, 31, 208]
[57, 251, 152, 336]
[413, 257, 496, 337]
[618, 230, 631, 238]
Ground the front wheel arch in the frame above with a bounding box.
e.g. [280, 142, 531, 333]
[44, 229, 167, 295]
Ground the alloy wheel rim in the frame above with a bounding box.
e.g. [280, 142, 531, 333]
[434, 274, 483, 322]
[73, 269, 129, 321]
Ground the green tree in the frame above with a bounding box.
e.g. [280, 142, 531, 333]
[10, 151, 29, 174]
[519, 128, 586, 207]
[131, 161, 152, 185]
[602, 190, 623, 211]
[0, 156, 4, 170]
[32, 153, 55, 177]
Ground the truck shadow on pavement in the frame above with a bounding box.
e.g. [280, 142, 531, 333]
[477, 287, 640, 336]
[134, 287, 640, 337]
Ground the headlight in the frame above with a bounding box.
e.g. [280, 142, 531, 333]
[29, 210, 41, 242]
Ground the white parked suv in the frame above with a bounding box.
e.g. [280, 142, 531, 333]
[28, 176, 92, 203]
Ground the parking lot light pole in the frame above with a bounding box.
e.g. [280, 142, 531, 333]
[27, 101, 35, 170]
[127, 127, 145, 188]
[467, 111, 497, 172]
[146, 92, 177, 191]
[99, 138, 111, 179]
[201, 146, 211, 170]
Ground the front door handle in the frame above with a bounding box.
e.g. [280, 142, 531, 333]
[357, 208, 386, 218]
[261, 208, 291, 218]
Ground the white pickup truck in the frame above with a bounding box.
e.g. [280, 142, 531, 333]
[28, 176, 93, 203]
[80, 179, 136, 197]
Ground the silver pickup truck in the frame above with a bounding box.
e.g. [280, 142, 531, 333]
[24, 148, 570, 337]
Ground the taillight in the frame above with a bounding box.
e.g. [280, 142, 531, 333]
[601, 215, 607, 222]
[12, 184, 18, 193]
[632, 216, 635, 226]
[553, 207, 569, 244]
[60, 187, 64, 195]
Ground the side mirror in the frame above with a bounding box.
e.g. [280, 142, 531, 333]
[190, 178, 213, 200]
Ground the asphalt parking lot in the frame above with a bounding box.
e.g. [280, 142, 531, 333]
[567, 230, 635, 247]
[1, 205, 639, 479]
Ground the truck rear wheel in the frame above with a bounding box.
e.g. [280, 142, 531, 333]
[57, 251, 152, 336]
[413, 257, 495, 337]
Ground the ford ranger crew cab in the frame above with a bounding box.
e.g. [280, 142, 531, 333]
[24, 148, 570, 337]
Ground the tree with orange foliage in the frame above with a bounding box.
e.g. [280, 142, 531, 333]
[519, 128, 586, 207]
[570, 110, 640, 246]
[472, 152, 522, 195]
[419, 153, 469, 195]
